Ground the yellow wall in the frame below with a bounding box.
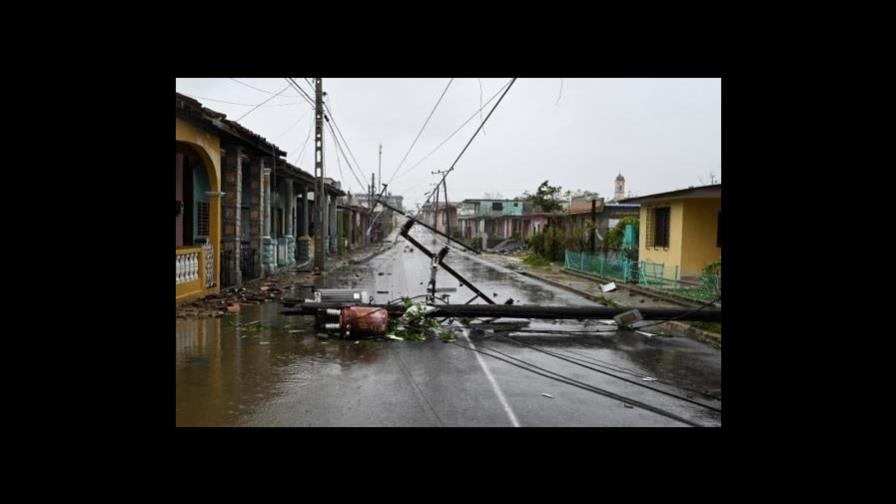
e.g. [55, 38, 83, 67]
[679, 198, 721, 278]
[638, 197, 721, 280]
[639, 200, 684, 280]
[176, 118, 221, 301]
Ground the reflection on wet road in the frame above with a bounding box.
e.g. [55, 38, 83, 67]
[176, 225, 721, 427]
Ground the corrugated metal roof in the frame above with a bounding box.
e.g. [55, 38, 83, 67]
[618, 184, 720, 204]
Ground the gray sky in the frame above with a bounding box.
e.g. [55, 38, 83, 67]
[175, 78, 721, 210]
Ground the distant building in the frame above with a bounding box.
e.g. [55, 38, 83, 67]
[613, 172, 625, 202]
[457, 199, 524, 246]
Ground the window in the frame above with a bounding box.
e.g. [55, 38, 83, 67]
[492, 202, 503, 211]
[196, 201, 209, 237]
[648, 206, 670, 248]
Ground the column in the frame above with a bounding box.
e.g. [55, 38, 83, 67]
[297, 183, 311, 262]
[261, 163, 275, 275]
[222, 146, 243, 286]
[248, 156, 263, 280]
[284, 178, 295, 266]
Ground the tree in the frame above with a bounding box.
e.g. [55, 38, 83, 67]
[525, 180, 564, 213]
[605, 217, 639, 250]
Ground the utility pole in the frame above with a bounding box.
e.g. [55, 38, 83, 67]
[443, 178, 450, 238]
[431, 169, 450, 233]
[433, 182, 440, 231]
[313, 78, 325, 274]
[590, 197, 597, 254]
[378, 143, 382, 194]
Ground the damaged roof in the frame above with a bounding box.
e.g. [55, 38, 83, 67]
[176, 92, 287, 158]
[177, 92, 343, 196]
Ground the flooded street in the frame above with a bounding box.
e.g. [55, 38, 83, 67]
[177, 225, 721, 427]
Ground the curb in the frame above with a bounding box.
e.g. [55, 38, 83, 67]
[516, 270, 618, 306]
[515, 268, 721, 347]
[560, 267, 704, 308]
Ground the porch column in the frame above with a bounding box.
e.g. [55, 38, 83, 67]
[297, 184, 311, 262]
[248, 157, 263, 280]
[284, 178, 295, 266]
[222, 146, 243, 286]
[262, 163, 275, 275]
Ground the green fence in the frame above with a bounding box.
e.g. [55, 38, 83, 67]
[564, 250, 636, 283]
[565, 250, 720, 302]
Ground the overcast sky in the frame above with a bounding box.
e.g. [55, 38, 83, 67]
[176, 78, 721, 210]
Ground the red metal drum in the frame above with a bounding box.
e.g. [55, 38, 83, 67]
[340, 306, 389, 337]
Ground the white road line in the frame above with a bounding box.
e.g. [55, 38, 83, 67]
[460, 329, 521, 427]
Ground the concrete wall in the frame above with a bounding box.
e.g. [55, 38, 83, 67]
[638, 200, 684, 280]
[679, 198, 721, 278]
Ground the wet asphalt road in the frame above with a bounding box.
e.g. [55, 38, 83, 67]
[176, 223, 721, 427]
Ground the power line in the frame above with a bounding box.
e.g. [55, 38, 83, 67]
[235, 84, 292, 122]
[392, 79, 513, 184]
[229, 78, 302, 98]
[449, 338, 704, 427]
[385, 78, 454, 186]
[478, 78, 485, 135]
[294, 114, 315, 166]
[327, 122, 347, 191]
[420, 78, 517, 210]
[275, 109, 312, 140]
[285, 77, 316, 108]
[325, 120, 367, 192]
[498, 334, 721, 412]
[180, 93, 302, 108]
[323, 101, 370, 184]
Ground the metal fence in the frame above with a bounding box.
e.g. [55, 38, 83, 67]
[565, 250, 720, 302]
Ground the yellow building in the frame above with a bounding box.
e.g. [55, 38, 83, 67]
[620, 184, 720, 281]
[176, 97, 223, 303]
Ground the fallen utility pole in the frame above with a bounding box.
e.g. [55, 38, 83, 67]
[365, 182, 390, 237]
[400, 219, 495, 304]
[282, 302, 721, 322]
[374, 197, 480, 255]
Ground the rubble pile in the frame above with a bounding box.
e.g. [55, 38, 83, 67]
[488, 239, 527, 255]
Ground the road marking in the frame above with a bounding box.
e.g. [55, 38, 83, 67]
[460, 329, 520, 427]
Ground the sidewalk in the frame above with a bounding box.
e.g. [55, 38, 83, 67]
[480, 252, 721, 348]
[176, 238, 397, 319]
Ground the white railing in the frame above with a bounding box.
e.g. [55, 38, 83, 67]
[176, 250, 200, 285]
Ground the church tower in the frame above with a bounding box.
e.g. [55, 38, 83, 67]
[614, 172, 625, 201]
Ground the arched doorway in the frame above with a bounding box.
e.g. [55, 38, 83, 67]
[176, 139, 221, 301]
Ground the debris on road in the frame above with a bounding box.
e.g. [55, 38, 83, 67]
[541, 393, 555, 399]
[641, 377, 658, 382]
[386, 334, 404, 341]
[601, 282, 617, 293]
[623, 403, 634, 408]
